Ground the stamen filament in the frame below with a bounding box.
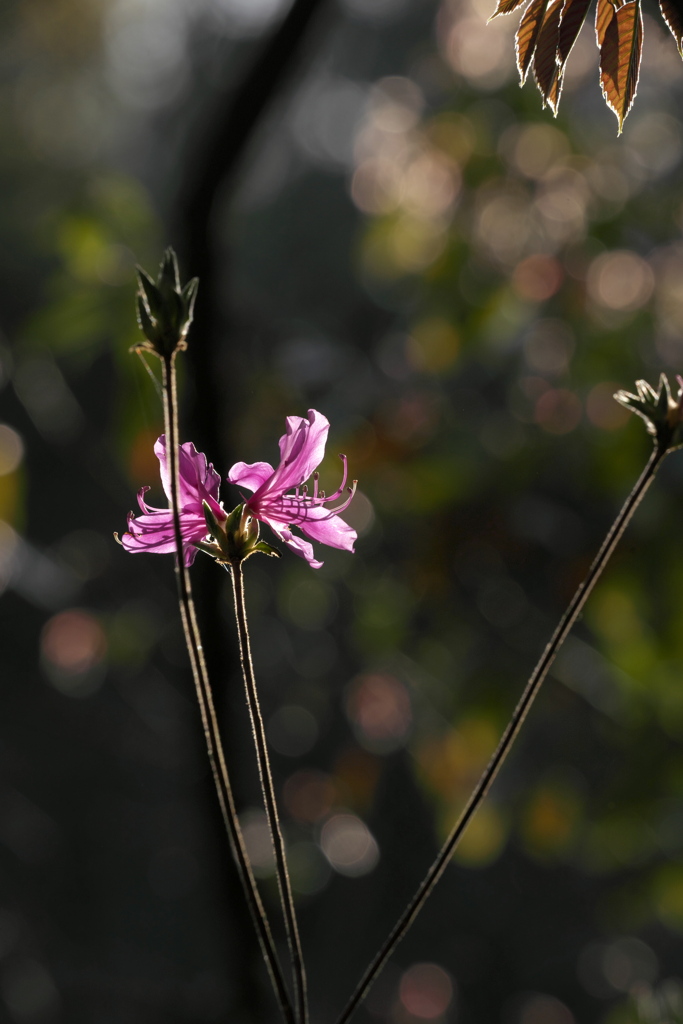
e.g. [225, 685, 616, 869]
[249, 456, 354, 524]
[319, 455, 348, 503]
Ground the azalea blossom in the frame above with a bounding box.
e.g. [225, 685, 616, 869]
[228, 410, 357, 568]
[121, 435, 225, 566]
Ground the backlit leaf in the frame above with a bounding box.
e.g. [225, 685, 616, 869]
[558, 0, 592, 65]
[490, 0, 528, 17]
[533, 0, 565, 104]
[517, 0, 549, 82]
[659, 0, 683, 55]
[599, 0, 643, 132]
[546, 64, 565, 112]
[596, 0, 616, 46]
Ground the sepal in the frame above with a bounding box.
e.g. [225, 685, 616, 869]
[203, 501, 228, 541]
[253, 541, 281, 558]
[136, 293, 156, 341]
[182, 278, 199, 322]
[158, 248, 180, 294]
[136, 268, 164, 321]
[200, 502, 275, 564]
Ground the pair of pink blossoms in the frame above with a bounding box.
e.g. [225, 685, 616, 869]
[122, 410, 357, 569]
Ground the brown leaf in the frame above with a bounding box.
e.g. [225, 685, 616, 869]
[593, 0, 626, 45]
[596, 0, 617, 48]
[659, 0, 683, 55]
[533, 0, 565, 103]
[599, 0, 643, 132]
[517, 0, 549, 81]
[558, 0, 592, 66]
[546, 65, 565, 111]
[490, 0, 529, 17]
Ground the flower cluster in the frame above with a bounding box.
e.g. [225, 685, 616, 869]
[121, 410, 357, 569]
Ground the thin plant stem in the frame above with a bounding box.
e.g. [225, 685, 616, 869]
[228, 559, 308, 1024]
[335, 443, 667, 1024]
[161, 353, 295, 1024]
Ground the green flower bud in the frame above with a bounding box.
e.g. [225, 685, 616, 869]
[134, 248, 198, 357]
[202, 502, 281, 565]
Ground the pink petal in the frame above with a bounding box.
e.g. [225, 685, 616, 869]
[122, 510, 207, 566]
[155, 435, 221, 511]
[299, 510, 357, 553]
[262, 518, 324, 569]
[268, 410, 329, 493]
[228, 461, 275, 493]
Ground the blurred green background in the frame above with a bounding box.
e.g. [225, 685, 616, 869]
[3, 0, 683, 1021]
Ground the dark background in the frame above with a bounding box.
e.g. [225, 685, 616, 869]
[2, 0, 683, 1021]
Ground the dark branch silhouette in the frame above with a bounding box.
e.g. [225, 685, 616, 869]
[169, 2, 334, 1018]
[176, 0, 333, 464]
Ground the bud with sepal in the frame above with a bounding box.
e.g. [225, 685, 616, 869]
[134, 248, 198, 357]
[614, 374, 683, 454]
[200, 502, 281, 566]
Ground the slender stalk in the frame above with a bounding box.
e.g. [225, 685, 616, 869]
[161, 353, 295, 1024]
[228, 559, 308, 1024]
[335, 443, 667, 1024]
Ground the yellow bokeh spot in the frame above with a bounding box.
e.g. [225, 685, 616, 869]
[417, 716, 498, 801]
[520, 784, 581, 859]
[58, 217, 125, 284]
[361, 215, 447, 279]
[587, 584, 658, 680]
[426, 113, 476, 165]
[0, 472, 21, 526]
[407, 318, 459, 374]
[453, 804, 507, 868]
[128, 429, 162, 487]
[653, 864, 683, 930]
[589, 585, 644, 646]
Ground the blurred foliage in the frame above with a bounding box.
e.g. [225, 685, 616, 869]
[4, 0, 683, 1022]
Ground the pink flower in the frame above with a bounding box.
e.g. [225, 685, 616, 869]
[121, 436, 225, 566]
[228, 410, 357, 569]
